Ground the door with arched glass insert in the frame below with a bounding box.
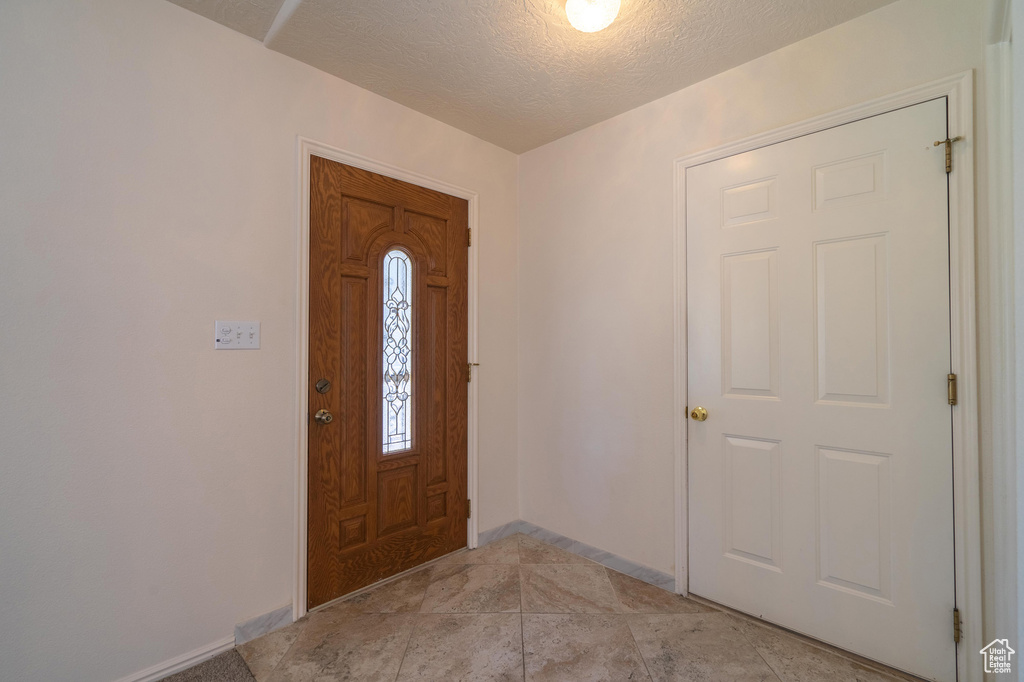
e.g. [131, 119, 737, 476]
[307, 157, 469, 608]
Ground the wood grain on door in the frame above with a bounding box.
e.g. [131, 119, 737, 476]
[308, 156, 468, 609]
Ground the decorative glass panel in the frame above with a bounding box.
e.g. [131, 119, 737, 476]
[383, 249, 412, 453]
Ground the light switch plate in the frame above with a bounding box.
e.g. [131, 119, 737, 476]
[215, 321, 260, 349]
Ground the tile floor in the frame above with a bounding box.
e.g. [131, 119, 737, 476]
[236, 534, 915, 682]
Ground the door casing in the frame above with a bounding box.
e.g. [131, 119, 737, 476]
[673, 71, 980, 682]
[294, 137, 481, 620]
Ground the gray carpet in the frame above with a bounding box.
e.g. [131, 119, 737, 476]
[162, 649, 255, 682]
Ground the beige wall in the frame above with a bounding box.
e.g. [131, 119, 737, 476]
[2, 0, 1015, 680]
[0, 1, 519, 680]
[518, 0, 992, 623]
[1012, 0, 1024, 659]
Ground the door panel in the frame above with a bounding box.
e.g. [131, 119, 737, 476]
[723, 435, 781, 570]
[814, 235, 890, 405]
[817, 446, 892, 601]
[687, 99, 955, 681]
[308, 156, 468, 609]
[721, 249, 779, 398]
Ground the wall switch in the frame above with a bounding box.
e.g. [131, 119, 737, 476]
[215, 321, 260, 349]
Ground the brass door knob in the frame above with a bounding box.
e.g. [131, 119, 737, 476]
[314, 409, 334, 425]
[690, 406, 708, 422]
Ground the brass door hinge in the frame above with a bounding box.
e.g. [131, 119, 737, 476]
[467, 227, 472, 247]
[467, 499, 472, 518]
[948, 373, 958, 406]
[953, 607, 961, 644]
[467, 362, 479, 382]
[934, 136, 963, 174]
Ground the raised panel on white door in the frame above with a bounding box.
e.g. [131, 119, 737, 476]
[817, 446, 892, 602]
[722, 177, 777, 227]
[813, 152, 887, 212]
[722, 250, 779, 398]
[814, 235, 890, 405]
[724, 436, 781, 571]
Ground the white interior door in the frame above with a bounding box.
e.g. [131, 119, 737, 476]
[686, 98, 955, 681]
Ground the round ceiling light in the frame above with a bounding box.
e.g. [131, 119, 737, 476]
[565, 0, 621, 33]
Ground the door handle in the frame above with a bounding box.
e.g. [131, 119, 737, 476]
[314, 409, 334, 425]
[690, 406, 708, 422]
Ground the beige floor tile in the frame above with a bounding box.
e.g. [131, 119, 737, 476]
[518, 535, 591, 564]
[181, 544, 918, 682]
[523, 614, 650, 682]
[607, 571, 713, 614]
[268, 612, 415, 682]
[627, 613, 780, 682]
[520, 564, 620, 614]
[237, 622, 305, 682]
[420, 564, 521, 613]
[396, 613, 524, 681]
[737, 619, 903, 682]
[438, 534, 521, 565]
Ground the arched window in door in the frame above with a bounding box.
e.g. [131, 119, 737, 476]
[383, 249, 412, 453]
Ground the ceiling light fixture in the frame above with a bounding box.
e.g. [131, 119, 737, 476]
[565, 0, 620, 33]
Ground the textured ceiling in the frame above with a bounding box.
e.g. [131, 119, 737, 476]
[167, 0, 286, 40]
[168, 0, 897, 152]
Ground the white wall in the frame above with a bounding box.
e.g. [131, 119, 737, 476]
[3, 0, 1017, 679]
[518, 0, 991, 605]
[0, 1, 519, 680]
[1012, 0, 1024, 669]
[981, 0, 1020, 672]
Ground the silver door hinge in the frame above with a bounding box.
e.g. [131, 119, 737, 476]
[948, 373, 958, 406]
[467, 499, 472, 518]
[933, 136, 963, 174]
[953, 607, 961, 644]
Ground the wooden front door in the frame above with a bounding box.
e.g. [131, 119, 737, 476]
[308, 156, 469, 610]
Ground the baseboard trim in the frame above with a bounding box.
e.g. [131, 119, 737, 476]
[477, 519, 527, 545]
[478, 520, 675, 591]
[113, 635, 235, 682]
[234, 604, 293, 645]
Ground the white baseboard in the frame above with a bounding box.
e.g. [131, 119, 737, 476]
[112, 635, 235, 682]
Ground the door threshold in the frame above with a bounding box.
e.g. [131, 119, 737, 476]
[307, 547, 465, 614]
[687, 594, 931, 682]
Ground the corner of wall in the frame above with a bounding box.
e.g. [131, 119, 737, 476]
[514, 150, 526, 527]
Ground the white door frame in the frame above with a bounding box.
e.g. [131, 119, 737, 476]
[673, 71, 980, 682]
[293, 137, 481, 621]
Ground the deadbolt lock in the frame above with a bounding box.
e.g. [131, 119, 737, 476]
[314, 409, 334, 425]
[690, 406, 708, 422]
[315, 378, 332, 394]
